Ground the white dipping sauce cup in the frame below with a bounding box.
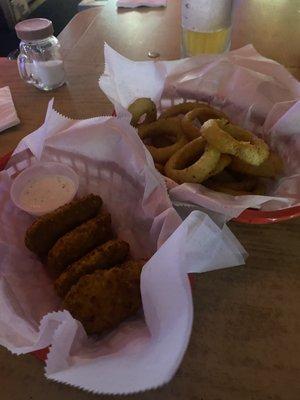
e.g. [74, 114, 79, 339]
[10, 162, 79, 216]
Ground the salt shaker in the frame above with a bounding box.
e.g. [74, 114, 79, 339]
[15, 18, 66, 91]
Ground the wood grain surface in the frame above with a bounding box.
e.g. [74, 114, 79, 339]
[0, 1, 300, 399]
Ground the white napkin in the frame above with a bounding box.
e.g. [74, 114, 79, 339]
[117, 0, 167, 8]
[0, 86, 20, 132]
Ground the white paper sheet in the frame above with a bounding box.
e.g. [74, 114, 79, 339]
[0, 104, 246, 394]
[0, 86, 20, 132]
[99, 44, 300, 221]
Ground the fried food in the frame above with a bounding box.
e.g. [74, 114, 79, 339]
[155, 163, 165, 174]
[205, 184, 253, 196]
[205, 175, 257, 192]
[47, 213, 113, 274]
[128, 98, 157, 127]
[229, 152, 283, 178]
[204, 168, 267, 196]
[252, 181, 266, 195]
[127, 98, 280, 197]
[54, 239, 130, 297]
[207, 154, 232, 179]
[205, 180, 265, 196]
[206, 169, 235, 183]
[151, 134, 176, 148]
[24, 192, 146, 336]
[63, 260, 144, 335]
[217, 119, 255, 142]
[181, 106, 229, 141]
[138, 117, 188, 164]
[165, 136, 221, 184]
[159, 101, 208, 119]
[25, 194, 103, 257]
[201, 119, 269, 166]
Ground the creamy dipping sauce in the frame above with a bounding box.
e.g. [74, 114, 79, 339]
[19, 174, 75, 212]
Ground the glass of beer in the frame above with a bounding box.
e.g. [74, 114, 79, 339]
[181, 0, 233, 56]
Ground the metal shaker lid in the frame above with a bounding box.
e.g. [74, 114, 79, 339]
[15, 18, 54, 41]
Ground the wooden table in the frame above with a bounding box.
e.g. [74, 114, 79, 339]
[1, 1, 300, 399]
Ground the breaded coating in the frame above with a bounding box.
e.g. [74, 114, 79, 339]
[63, 260, 144, 335]
[54, 239, 130, 297]
[47, 213, 112, 274]
[25, 194, 103, 256]
[117, 259, 144, 273]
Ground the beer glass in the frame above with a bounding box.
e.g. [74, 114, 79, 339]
[181, 0, 233, 56]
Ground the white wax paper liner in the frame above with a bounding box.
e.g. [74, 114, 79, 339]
[44, 211, 246, 395]
[0, 103, 246, 394]
[99, 44, 300, 221]
[0, 86, 20, 132]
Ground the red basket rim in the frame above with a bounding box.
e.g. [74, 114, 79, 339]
[0, 151, 12, 170]
[234, 205, 300, 224]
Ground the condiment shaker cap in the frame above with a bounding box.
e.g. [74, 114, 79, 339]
[15, 18, 54, 41]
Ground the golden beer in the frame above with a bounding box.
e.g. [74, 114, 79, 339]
[182, 27, 231, 56]
[181, 0, 233, 56]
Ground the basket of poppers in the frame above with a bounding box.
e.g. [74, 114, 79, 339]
[99, 44, 300, 223]
[0, 108, 245, 395]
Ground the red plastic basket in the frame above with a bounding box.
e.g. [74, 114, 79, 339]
[0, 152, 196, 362]
[0, 150, 297, 363]
[233, 205, 300, 224]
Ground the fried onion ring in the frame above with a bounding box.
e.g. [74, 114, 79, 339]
[165, 137, 221, 184]
[217, 119, 253, 142]
[206, 169, 235, 183]
[252, 181, 266, 195]
[155, 163, 165, 174]
[182, 106, 229, 140]
[128, 98, 157, 127]
[159, 101, 208, 119]
[150, 135, 176, 147]
[205, 175, 258, 196]
[138, 117, 188, 163]
[206, 154, 232, 179]
[201, 119, 269, 166]
[229, 152, 283, 178]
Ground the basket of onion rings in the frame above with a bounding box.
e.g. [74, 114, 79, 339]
[99, 44, 300, 224]
[125, 97, 300, 223]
